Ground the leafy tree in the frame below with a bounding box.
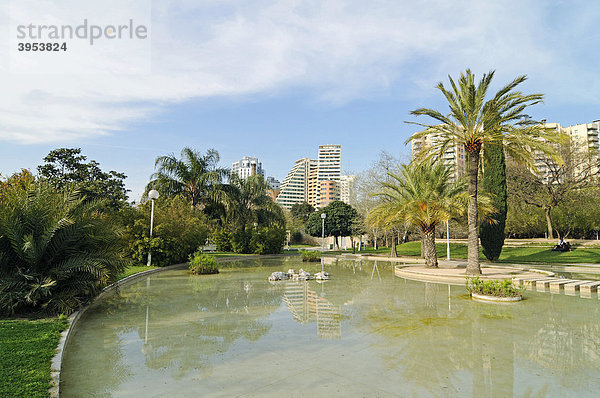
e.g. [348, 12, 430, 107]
[0, 169, 35, 203]
[122, 197, 211, 266]
[408, 69, 560, 274]
[306, 201, 359, 249]
[146, 147, 228, 209]
[369, 161, 467, 268]
[507, 139, 599, 239]
[37, 148, 128, 209]
[479, 143, 507, 260]
[290, 202, 315, 224]
[0, 182, 125, 315]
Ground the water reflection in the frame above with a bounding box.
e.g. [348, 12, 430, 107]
[282, 281, 341, 339]
[61, 258, 600, 397]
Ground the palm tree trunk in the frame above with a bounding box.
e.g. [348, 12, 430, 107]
[544, 207, 553, 240]
[423, 229, 438, 268]
[466, 148, 482, 275]
[390, 233, 397, 257]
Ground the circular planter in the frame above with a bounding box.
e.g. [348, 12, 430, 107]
[471, 292, 522, 303]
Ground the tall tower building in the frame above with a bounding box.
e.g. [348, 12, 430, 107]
[316, 145, 342, 207]
[231, 156, 264, 179]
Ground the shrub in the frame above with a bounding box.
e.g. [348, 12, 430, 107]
[290, 231, 303, 244]
[466, 277, 522, 298]
[0, 182, 125, 315]
[212, 228, 232, 252]
[121, 197, 210, 266]
[251, 227, 286, 254]
[301, 251, 321, 262]
[188, 251, 219, 275]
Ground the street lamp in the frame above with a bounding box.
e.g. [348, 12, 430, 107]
[147, 190, 159, 266]
[321, 213, 326, 274]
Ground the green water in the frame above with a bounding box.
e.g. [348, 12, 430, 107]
[61, 258, 600, 397]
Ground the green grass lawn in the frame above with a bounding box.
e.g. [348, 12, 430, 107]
[338, 241, 600, 264]
[0, 318, 68, 398]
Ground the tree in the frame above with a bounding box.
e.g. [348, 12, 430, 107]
[0, 169, 35, 203]
[479, 143, 507, 260]
[0, 182, 125, 315]
[369, 161, 467, 268]
[305, 201, 359, 249]
[507, 139, 599, 239]
[146, 147, 228, 209]
[37, 148, 129, 209]
[290, 202, 315, 224]
[408, 69, 560, 274]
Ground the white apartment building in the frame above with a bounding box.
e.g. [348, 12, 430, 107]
[266, 176, 281, 190]
[231, 156, 264, 179]
[316, 145, 342, 207]
[339, 175, 355, 204]
[410, 131, 466, 182]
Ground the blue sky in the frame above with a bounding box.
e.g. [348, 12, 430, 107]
[1, 0, 599, 201]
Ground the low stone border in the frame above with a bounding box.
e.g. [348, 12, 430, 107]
[471, 293, 523, 303]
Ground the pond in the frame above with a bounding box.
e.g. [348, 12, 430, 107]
[60, 257, 600, 397]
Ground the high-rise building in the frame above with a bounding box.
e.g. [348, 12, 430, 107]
[276, 144, 342, 210]
[231, 156, 264, 179]
[339, 175, 355, 204]
[276, 158, 315, 210]
[265, 176, 281, 190]
[316, 145, 341, 207]
[410, 130, 466, 182]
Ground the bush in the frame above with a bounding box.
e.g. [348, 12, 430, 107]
[121, 197, 210, 267]
[212, 228, 232, 252]
[291, 231, 303, 244]
[466, 277, 522, 298]
[251, 227, 286, 254]
[188, 251, 219, 274]
[0, 182, 125, 315]
[301, 251, 321, 262]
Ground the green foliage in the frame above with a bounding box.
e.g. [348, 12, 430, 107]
[250, 227, 286, 254]
[188, 251, 219, 274]
[301, 250, 321, 262]
[480, 142, 508, 260]
[37, 148, 128, 210]
[0, 169, 35, 203]
[122, 197, 210, 267]
[291, 231, 303, 243]
[306, 201, 360, 239]
[0, 318, 68, 397]
[0, 182, 125, 316]
[146, 147, 228, 208]
[290, 202, 315, 224]
[212, 228, 232, 252]
[466, 277, 522, 298]
[231, 229, 252, 253]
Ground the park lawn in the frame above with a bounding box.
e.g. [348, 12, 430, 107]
[0, 318, 68, 398]
[361, 241, 600, 264]
[117, 265, 158, 280]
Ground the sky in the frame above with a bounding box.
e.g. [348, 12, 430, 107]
[1, 0, 599, 202]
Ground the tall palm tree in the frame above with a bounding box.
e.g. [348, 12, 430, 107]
[407, 69, 561, 274]
[146, 148, 229, 208]
[369, 161, 467, 268]
[223, 174, 285, 231]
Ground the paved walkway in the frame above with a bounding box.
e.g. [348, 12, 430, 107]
[393, 264, 550, 285]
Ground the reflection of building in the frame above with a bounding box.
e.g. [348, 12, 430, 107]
[276, 145, 342, 210]
[232, 156, 264, 179]
[283, 281, 341, 339]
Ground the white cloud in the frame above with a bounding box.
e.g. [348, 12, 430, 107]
[1, 0, 598, 144]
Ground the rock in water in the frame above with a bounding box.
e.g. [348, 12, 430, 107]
[268, 271, 290, 281]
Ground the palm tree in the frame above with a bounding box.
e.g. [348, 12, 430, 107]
[223, 174, 285, 231]
[0, 182, 125, 315]
[369, 161, 467, 268]
[407, 69, 561, 274]
[146, 148, 229, 208]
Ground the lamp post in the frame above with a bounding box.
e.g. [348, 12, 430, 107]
[321, 213, 326, 274]
[446, 220, 450, 261]
[147, 190, 159, 266]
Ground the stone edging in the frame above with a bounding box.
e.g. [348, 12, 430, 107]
[49, 263, 186, 397]
[471, 292, 523, 302]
